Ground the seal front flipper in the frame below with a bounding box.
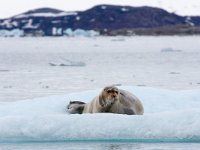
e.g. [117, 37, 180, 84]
[123, 108, 135, 115]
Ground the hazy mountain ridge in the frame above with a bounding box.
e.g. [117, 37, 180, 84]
[0, 5, 200, 36]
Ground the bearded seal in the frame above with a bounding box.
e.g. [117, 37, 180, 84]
[66, 101, 85, 114]
[83, 86, 144, 115]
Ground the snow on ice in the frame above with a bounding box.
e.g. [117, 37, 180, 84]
[0, 86, 200, 142]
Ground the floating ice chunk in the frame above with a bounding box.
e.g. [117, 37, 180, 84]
[49, 59, 86, 67]
[0, 86, 200, 142]
[0, 70, 10, 72]
[111, 38, 126, 42]
[161, 47, 182, 52]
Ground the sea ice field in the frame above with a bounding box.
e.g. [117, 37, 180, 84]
[0, 36, 200, 149]
[0, 36, 200, 102]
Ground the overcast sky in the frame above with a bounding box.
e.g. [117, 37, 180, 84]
[0, 0, 200, 18]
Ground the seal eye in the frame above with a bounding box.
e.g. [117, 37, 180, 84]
[107, 90, 111, 94]
[115, 91, 118, 94]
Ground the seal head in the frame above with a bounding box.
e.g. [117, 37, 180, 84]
[99, 86, 120, 112]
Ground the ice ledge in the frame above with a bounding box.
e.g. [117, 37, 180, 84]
[0, 86, 200, 142]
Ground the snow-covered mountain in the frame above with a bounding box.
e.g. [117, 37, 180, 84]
[0, 5, 200, 36]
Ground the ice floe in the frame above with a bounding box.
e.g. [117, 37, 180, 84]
[0, 86, 200, 142]
[49, 59, 86, 67]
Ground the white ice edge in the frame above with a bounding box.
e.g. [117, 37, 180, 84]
[0, 86, 200, 142]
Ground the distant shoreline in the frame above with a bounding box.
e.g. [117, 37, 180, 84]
[1, 5, 200, 37]
[1, 25, 200, 37]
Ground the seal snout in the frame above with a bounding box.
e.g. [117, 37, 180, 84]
[112, 94, 116, 98]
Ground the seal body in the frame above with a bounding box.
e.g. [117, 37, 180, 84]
[109, 89, 144, 115]
[83, 86, 144, 115]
